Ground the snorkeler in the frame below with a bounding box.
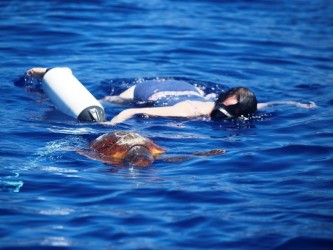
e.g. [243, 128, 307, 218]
[27, 67, 316, 125]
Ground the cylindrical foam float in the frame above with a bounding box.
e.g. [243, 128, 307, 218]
[42, 67, 105, 122]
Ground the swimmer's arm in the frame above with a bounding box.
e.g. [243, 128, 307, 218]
[257, 101, 317, 109]
[104, 102, 196, 125]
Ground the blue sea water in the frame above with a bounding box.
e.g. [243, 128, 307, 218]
[1, 0, 333, 249]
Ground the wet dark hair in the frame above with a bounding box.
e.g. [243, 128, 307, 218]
[211, 87, 257, 119]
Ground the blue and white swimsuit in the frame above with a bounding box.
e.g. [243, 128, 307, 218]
[133, 79, 211, 107]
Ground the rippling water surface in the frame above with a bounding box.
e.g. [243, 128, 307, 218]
[1, 0, 333, 249]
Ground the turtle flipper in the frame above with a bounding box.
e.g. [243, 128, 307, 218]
[161, 149, 226, 163]
[192, 149, 226, 156]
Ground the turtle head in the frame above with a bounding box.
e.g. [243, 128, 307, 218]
[124, 145, 155, 167]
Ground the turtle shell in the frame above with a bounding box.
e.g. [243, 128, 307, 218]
[82, 131, 165, 167]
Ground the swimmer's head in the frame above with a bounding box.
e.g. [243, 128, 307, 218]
[211, 87, 257, 119]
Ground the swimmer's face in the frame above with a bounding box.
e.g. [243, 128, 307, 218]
[211, 87, 257, 119]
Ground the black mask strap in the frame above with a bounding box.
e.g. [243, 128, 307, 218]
[211, 104, 233, 119]
[217, 106, 233, 118]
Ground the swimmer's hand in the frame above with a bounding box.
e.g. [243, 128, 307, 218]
[27, 68, 48, 78]
[258, 101, 317, 109]
[294, 101, 317, 109]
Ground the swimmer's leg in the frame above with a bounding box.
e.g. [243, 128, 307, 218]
[101, 85, 136, 103]
[119, 85, 136, 99]
[100, 95, 130, 103]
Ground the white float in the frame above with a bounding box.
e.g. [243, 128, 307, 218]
[42, 67, 105, 122]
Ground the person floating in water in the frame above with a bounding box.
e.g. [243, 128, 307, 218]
[27, 67, 316, 125]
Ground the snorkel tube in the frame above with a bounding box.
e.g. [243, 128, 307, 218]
[42, 67, 105, 122]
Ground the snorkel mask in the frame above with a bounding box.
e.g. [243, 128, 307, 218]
[210, 104, 236, 119]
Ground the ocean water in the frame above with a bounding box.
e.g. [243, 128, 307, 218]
[1, 0, 333, 249]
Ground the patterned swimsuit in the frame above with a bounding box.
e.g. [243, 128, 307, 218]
[133, 79, 211, 107]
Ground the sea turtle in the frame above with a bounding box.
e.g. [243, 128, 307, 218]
[78, 131, 165, 167]
[79, 130, 226, 167]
